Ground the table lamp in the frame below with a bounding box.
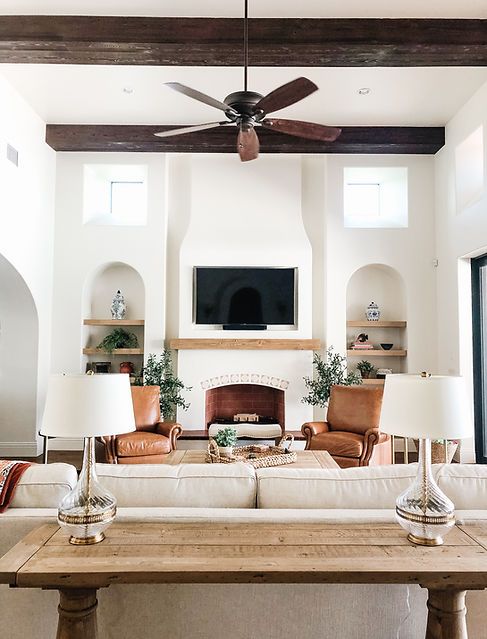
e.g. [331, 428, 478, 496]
[379, 373, 472, 546]
[41, 373, 136, 545]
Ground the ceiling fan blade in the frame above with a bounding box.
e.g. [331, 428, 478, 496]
[254, 77, 318, 115]
[165, 82, 238, 115]
[262, 119, 342, 142]
[154, 121, 229, 138]
[237, 125, 259, 162]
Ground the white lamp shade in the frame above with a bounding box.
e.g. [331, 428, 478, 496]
[41, 374, 136, 438]
[379, 374, 472, 440]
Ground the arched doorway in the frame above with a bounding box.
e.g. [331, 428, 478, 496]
[0, 254, 39, 454]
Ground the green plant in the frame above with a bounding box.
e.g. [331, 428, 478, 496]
[302, 347, 362, 408]
[357, 360, 374, 378]
[213, 427, 238, 448]
[142, 350, 191, 420]
[97, 328, 139, 354]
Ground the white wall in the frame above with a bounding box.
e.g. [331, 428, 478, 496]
[435, 79, 487, 462]
[324, 155, 438, 377]
[0, 74, 56, 456]
[50, 153, 167, 448]
[51, 153, 167, 369]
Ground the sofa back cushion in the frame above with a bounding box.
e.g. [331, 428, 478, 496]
[9, 463, 78, 508]
[96, 463, 257, 508]
[256, 464, 421, 509]
[437, 464, 487, 509]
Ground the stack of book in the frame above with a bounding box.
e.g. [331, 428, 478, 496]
[350, 340, 374, 350]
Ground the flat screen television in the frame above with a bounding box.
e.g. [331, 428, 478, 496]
[194, 267, 297, 328]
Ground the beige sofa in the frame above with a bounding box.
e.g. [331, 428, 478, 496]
[1, 462, 487, 639]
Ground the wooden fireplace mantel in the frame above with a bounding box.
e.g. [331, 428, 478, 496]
[169, 339, 321, 351]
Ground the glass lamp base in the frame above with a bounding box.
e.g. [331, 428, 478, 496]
[396, 438, 455, 546]
[58, 437, 117, 545]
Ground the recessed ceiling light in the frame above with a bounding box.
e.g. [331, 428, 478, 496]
[358, 87, 371, 96]
[122, 87, 134, 94]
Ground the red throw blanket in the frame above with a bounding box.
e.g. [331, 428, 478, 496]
[0, 460, 31, 513]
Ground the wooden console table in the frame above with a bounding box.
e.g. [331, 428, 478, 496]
[1, 522, 487, 638]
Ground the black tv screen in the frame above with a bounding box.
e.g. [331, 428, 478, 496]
[194, 267, 296, 326]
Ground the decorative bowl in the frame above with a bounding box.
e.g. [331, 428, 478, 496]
[380, 343, 393, 350]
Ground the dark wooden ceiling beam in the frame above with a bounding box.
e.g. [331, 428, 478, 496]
[0, 17, 487, 66]
[45, 125, 445, 155]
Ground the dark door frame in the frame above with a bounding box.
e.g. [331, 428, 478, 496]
[471, 254, 487, 463]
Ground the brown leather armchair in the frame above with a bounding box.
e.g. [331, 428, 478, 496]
[301, 385, 391, 468]
[96, 385, 182, 464]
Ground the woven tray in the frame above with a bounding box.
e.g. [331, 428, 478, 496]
[206, 434, 296, 468]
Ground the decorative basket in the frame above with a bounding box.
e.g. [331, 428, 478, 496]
[206, 434, 297, 468]
[431, 441, 458, 464]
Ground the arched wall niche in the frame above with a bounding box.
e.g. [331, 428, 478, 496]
[0, 253, 39, 449]
[82, 262, 146, 373]
[346, 264, 406, 321]
[346, 263, 408, 375]
[83, 261, 146, 320]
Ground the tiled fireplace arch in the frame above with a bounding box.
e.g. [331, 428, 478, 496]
[200, 373, 289, 391]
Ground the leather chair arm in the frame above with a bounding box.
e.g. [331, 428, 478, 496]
[155, 422, 183, 450]
[301, 421, 330, 450]
[360, 428, 386, 465]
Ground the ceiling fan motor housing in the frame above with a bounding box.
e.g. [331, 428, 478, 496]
[224, 91, 264, 119]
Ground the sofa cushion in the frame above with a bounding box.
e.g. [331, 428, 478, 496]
[437, 464, 487, 509]
[308, 431, 364, 457]
[116, 432, 171, 457]
[9, 463, 78, 508]
[256, 464, 423, 509]
[96, 463, 257, 508]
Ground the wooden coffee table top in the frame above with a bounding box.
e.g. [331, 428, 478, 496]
[162, 449, 339, 469]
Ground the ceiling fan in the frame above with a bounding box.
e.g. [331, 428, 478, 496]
[154, 1, 341, 162]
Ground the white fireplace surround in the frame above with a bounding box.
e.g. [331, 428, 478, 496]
[177, 349, 314, 431]
[175, 155, 315, 432]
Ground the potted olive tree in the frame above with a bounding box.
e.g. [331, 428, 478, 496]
[141, 349, 191, 421]
[213, 426, 238, 457]
[302, 347, 362, 409]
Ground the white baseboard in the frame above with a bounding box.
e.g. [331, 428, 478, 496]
[0, 442, 38, 457]
[47, 438, 84, 451]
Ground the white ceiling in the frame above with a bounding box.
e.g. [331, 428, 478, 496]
[2, 65, 487, 127]
[1, 0, 486, 18]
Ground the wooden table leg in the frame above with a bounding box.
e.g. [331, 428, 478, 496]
[425, 589, 467, 639]
[56, 589, 98, 639]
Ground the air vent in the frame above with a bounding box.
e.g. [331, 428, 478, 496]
[6, 144, 18, 167]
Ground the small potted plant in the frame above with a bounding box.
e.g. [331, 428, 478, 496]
[97, 328, 138, 354]
[357, 360, 374, 380]
[213, 427, 238, 457]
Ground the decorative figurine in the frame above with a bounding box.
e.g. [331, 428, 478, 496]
[366, 301, 380, 322]
[111, 290, 126, 320]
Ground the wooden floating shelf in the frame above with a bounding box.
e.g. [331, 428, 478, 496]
[169, 339, 321, 351]
[83, 319, 145, 326]
[347, 350, 407, 357]
[347, 321, 407, 328]
[83, 348, 144, 355]
[361, 379, 386, 385]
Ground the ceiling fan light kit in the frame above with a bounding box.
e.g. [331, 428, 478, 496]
[155, 1, 341, 162]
